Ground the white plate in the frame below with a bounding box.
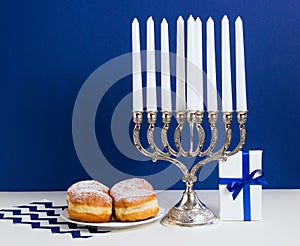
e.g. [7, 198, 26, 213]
[60, 208, 164, 230]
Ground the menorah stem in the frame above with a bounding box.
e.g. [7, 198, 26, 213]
[187, 111, 195, 156]
[189, 120, 194, 155]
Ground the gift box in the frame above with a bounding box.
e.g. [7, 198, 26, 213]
[218, 150, 267, 221]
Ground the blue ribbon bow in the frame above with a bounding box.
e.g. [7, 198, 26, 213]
[226, 169, 268, 200]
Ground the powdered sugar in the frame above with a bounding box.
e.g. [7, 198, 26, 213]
[67, 180, 111, 204]
[110, 178, 155, 202]
[68, 180, 109, 193]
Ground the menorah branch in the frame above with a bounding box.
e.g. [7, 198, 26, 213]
[226, 111, 247, 157]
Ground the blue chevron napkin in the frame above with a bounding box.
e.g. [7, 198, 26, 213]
[0, 200, 109, 239]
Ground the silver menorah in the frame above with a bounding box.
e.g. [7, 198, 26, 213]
[131, 15, 248, 226]
[132, 110, 247, 226]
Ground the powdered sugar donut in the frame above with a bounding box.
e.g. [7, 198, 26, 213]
[66, 180, 112, 222]
[110, 178, 159, 221]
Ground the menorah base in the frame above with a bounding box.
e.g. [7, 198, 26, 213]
[161, 185, 218, 227]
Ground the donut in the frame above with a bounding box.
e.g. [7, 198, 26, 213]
[66, 180, 112, 222]
[110, 178, 159, 221]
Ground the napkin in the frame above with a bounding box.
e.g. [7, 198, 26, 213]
[0, 200, 109, 239]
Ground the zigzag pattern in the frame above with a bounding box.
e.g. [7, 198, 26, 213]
[0, 201, 109, 238]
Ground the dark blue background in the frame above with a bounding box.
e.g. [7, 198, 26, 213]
[1, 0, 299, 191]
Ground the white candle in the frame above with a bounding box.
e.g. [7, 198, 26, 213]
[161, 19, 172, 112]
[187, 15, 198, 111]
[195, 17, 203, 111]
[132, 18, 143, 112]
[221, 15, 233, 112]
[176, 16, 185, 112]
[206, 17, 218, 111]
[146, 16, 157, 112]
[235, 17, 247, 111]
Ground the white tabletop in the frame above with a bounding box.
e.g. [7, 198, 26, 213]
[0, 190, 299, 245]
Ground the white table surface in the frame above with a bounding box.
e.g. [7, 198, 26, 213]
[0, 189, 299, 245]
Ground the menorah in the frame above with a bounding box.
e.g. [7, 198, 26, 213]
[132, 110, 247, 226]
[131, 15, 248, 226]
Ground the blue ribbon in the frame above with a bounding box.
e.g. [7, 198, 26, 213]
[226, 169, 268, 200]
[219, 151, 268, 220]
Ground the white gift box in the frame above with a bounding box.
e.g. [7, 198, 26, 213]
[219, 150, 266, 221]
